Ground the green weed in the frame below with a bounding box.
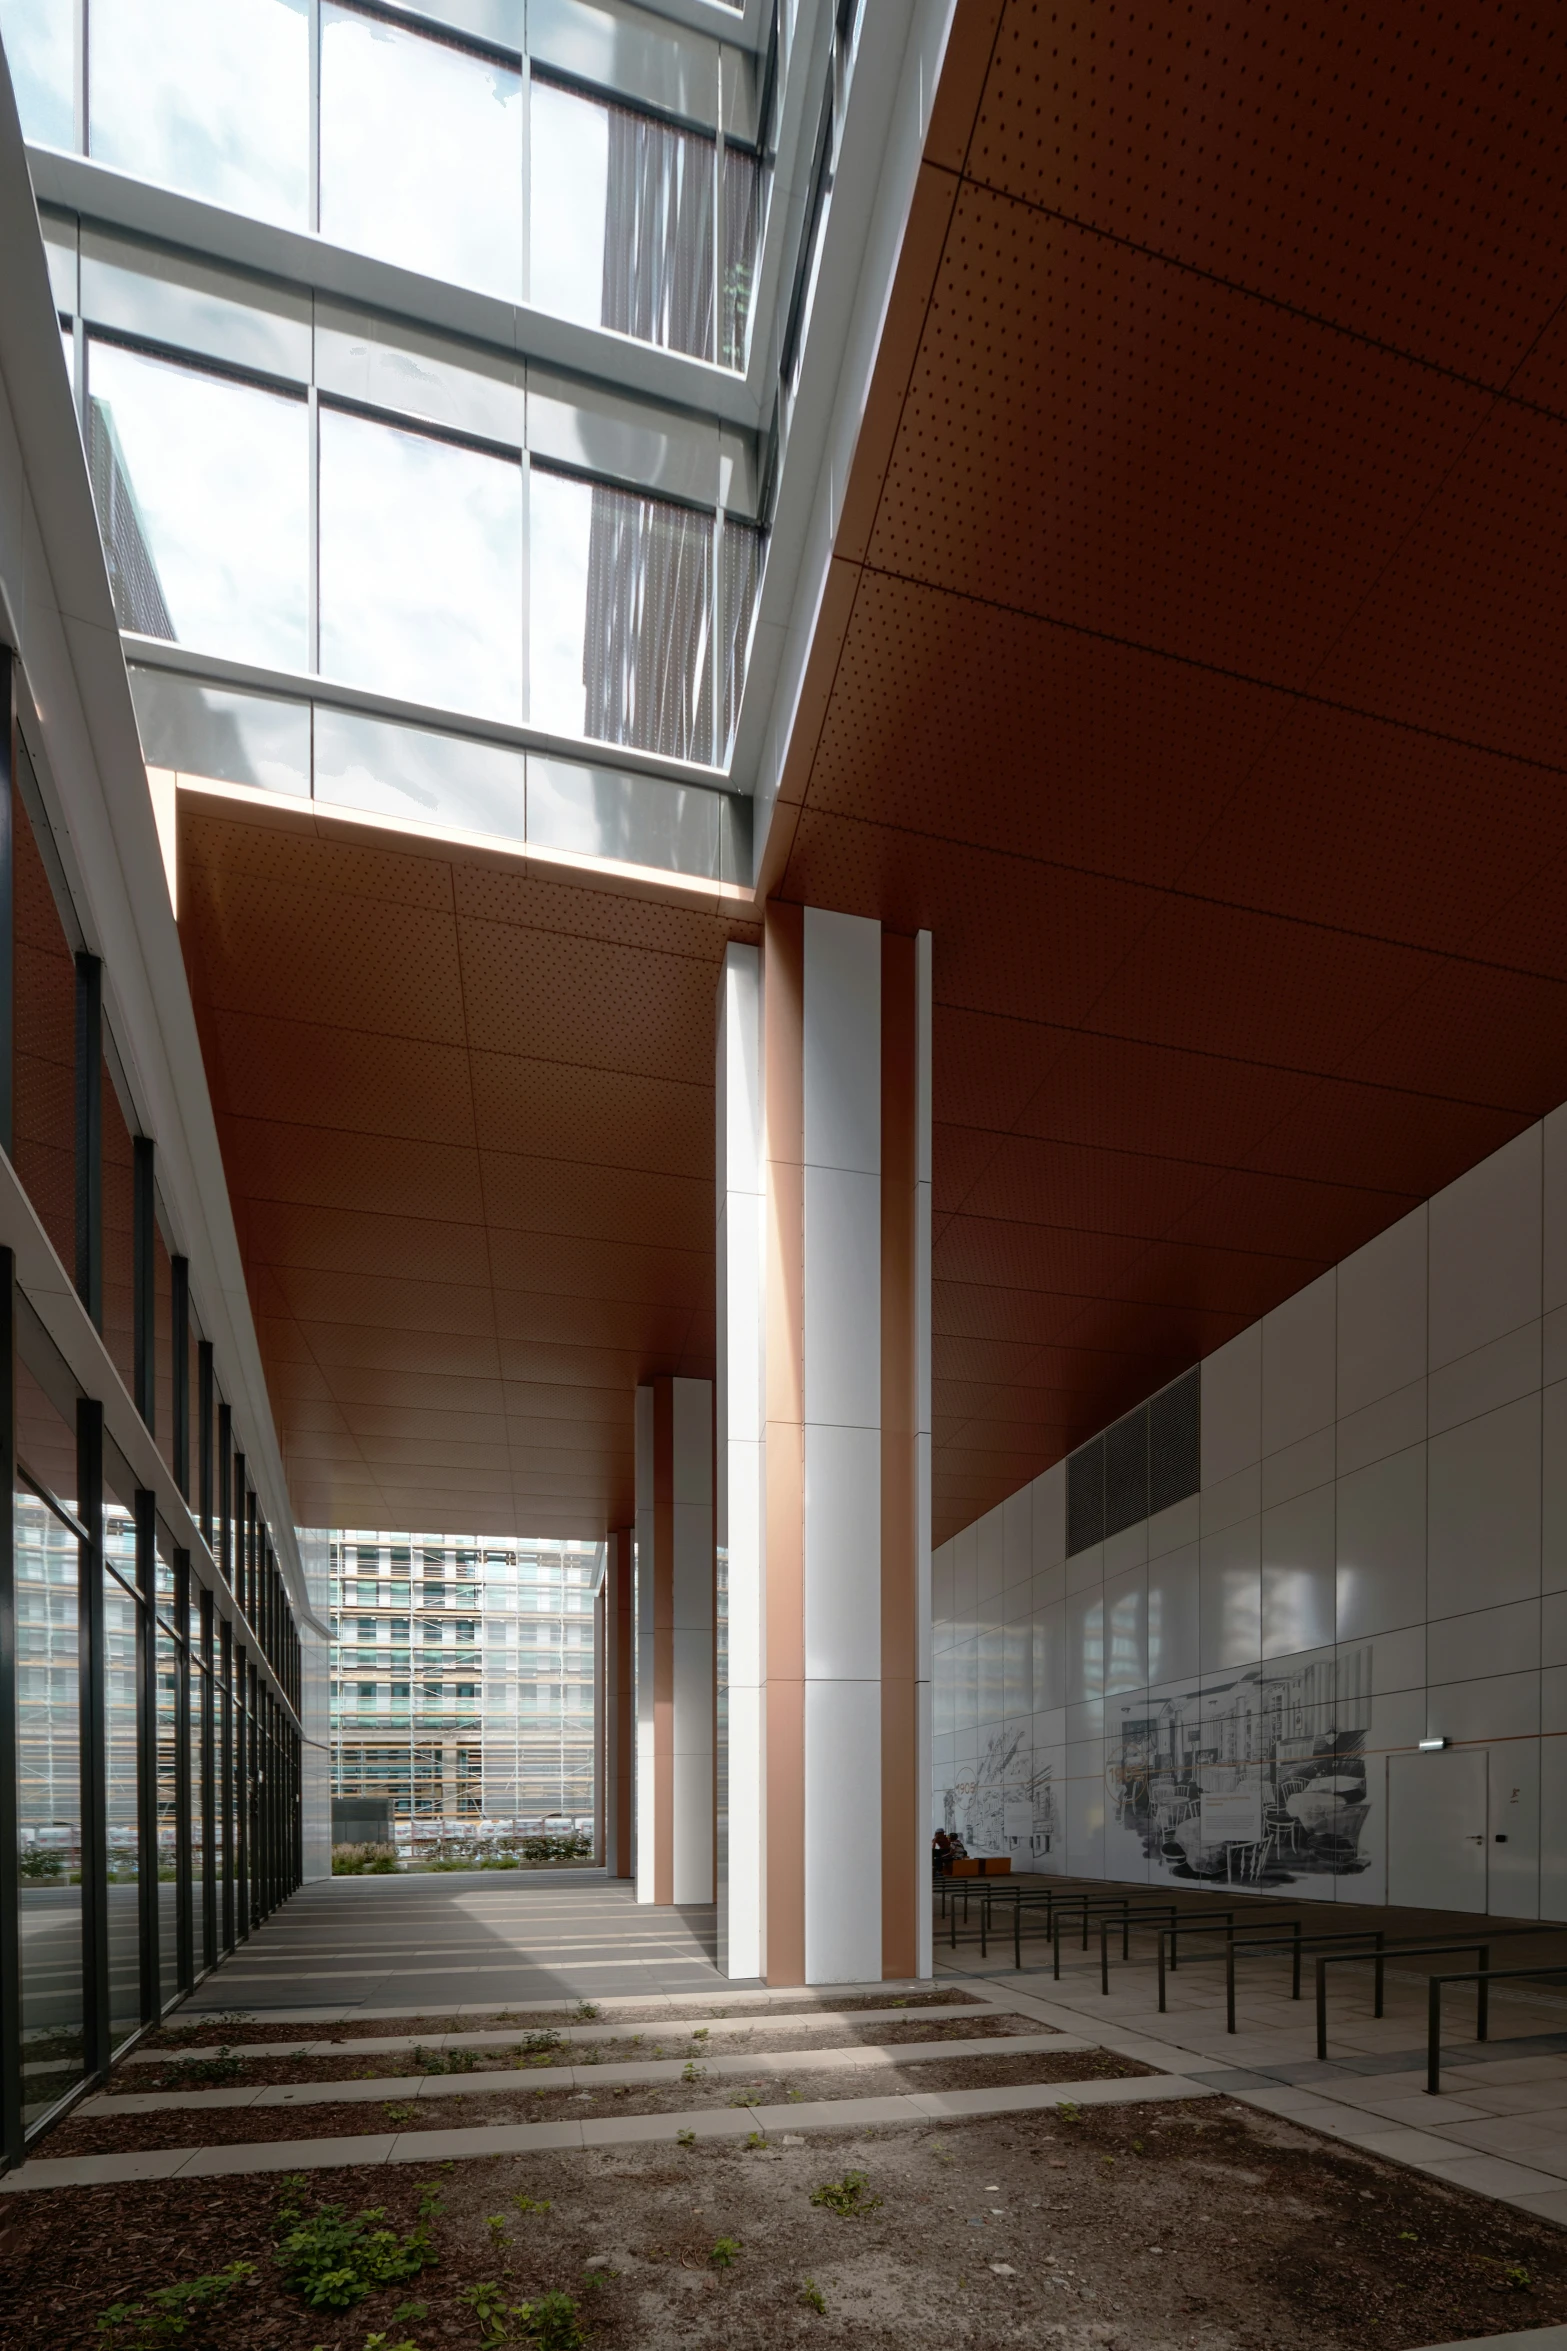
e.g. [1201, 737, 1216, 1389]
[799, 2279, 827, 2313]
[571, 2002, 600, 2023]
[676, 2128, 696, 2146]
[273, 2178, 438, 2311]
[682, 2060, 706, 2083]
[514, 2193, 552, 2214]
[810, 2170, 882, 2217]
[710, 2236, 740, 2268]
[1055, 2101, 1082, 2124]
[96, 2262, 254, 2345]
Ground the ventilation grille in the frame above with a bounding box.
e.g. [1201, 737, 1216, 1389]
[1066, 1368, 1200, 1556]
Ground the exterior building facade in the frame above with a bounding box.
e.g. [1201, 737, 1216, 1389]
[328, 1530, 598, 1836]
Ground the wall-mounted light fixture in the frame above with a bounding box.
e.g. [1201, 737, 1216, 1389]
[1418, 1736, 1449, 1752]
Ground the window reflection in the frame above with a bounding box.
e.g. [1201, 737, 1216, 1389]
[156, 1615, 179, 1992]
[318, 406, 523, 722]
[87, 340, 309, 669]
[530, 467, 712, 761]
[15, 1481, 82, 2126]
[320, 4, 523, 301]
[88, 0, 309, 229]
[721, 144, 764, 368]
[0, 0, 73, 148]
[531, 79, 714, 359]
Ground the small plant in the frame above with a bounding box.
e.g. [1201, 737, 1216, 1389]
[1505, 2265, 1533, 2291]
[460, 2281, 513, 2344]
[1399, 2231, 1419, 2243]
[333, 1842, 399, 1875]
[728, 2087, 763, 2108]
[810, 2170, 882, 2217]
[363, 2336, 423, 2351]
[461, 2284, 583, 2349]
[515, 2193, 552, 2214]
[691, 2027, 709, 2042]
[384, 2103, 416, 2123]
[745, 2129, 767, 2149]
[681, 2060, 706, 2083]
[1055, 2101, 1082, 2124]
[392, 2304, 429, 2324]
[166, 2045, 247, 2087]
[799, 2279, 827, 2314]
[520, 2030, 561, 2057]
[273, 2179, 438, 2311]
[413, 2045, 476, 2075]
[486, 2214, 509, 2240]
[786, 2089, 806, 2104]
[96, 2262, 254, 2345]
[676, 2128, 696, 2147]
[710, 2236, 740, 2269]
[571, 2001, 600, 2023]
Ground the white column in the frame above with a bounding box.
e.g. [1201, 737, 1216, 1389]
[717, 943, 765, 1979]
[671, 1376, 714, 1906]
[914, 929, 934, 1981]
[802, 906, 883, 1984]
[634, 1385, 657, 1904]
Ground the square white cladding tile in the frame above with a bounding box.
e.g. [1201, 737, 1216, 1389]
[1426, 1670, 1540, 1741]
[1428, 1125, 1542, 1370]
[1033, 1602, 1067, 1712]
[1147, 1492, 1199, 1558]
[952, 1524, 977, 1619]
[1199, 1514, 1261, 1670]
[1338, 1205, 1427, 1417]
[1003, 1485, 1032, 1583]
[1202, 1463, 1261, 1536]
[1066, 1585, 1106, 1705]
[1262, 1425, 1336, 1509]
[1546, 1382, 1567, 1595]
[1103, 1519, 1148, 1573]
[1427, 1394, 1541, 1619]
[1545, 1591, 1567, 1668]
[1066, 1696, 1105, 1740]
[1262, 1483, 1335, 1658]
[1202, 1323, 1262, 1485]
[1147, 1541, 1200, 1684]
[802, 904, 880, 1177]
[803, 1163, 880, 1428]
[803, 1423, 880, 1680]
[1337, 1380, 1426, 1478]
[1368, 1683, 1427, 1749]
[1336, 1443, 1425, 1641]
[1426, 1599, 1541, 1686]
[804, 1678, 881, 1984]
[1066, 1539, 1104, 1596]
[1263, 1270, 1337, 1453]
[1366, 1621, 1426, 1695]
[1033, 1462, 1066, 1572]
[1103, 1566, 1148, 1692]
[1002, 1576, 1033, 1626]
[976, 1506, 1005, 1602]
[1428, 1321, 1541, 1439]
[670, 1376, 712, 1505]
[1539, 1664, 1567, 1735]
[1547, 1107, 1567, 1312]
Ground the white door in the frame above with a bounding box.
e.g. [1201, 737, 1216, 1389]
[1388, 1749, 1488, 1913]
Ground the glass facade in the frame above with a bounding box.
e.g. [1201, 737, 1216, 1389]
[329, 1532, 598, 1844]
[0, 644, 308, 2162]
[12, 0, 764, 368]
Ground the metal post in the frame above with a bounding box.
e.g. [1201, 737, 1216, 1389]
[197, 1341, 214, 1546]
[1158, 1929, 1167, 2012]
[171, 1257, 189, 1499]
[1315, 1954, 1328, 2061]
[219, 1619, 234, 1951]
[173, 1551, 192, 1994]
[77, 1396, 108, 2080]
[1292, 1920, 1302, 2000]
[132, 1135, 154, 1431]
[217, 1406, 232, 1586]
[74, 955, 102, 1326]
[133, 1488, 159, 2022]
[0, 652, 13, 1165]
[200, 1585, 216, 1972]
[1226, 1937, 1236, 2033]
[0, 1254, 21, 2167]
[1478, 1945, 1491, 2042]
[1428, 1976, 1442, 2095]
[1101, 1919, 1110, 1995]
[1374, 1932, 1385, 2017]
[1052, 1908, 1062, 1981]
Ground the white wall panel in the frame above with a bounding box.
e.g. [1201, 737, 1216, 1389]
[1261, 1484, 1336, 1658]
[1199, 1515, 1261, 1670]
[1336, 1444, 1425, 1639]
[802, 1163, 881, 1429]
[1547, 1105, 1567, 1315]
[1427, 1394, 1541, 1619]
[1338, 1207, 1427, 1416]
[803, 1422, 881, 1679]
[1429, 1127, 1542, 1369]
[1263, 1269, 1337, 1453]
[804, 1677, 880, 1983]
[1201, 1323, 1263, 1485]
[802, 905, 881, 1176]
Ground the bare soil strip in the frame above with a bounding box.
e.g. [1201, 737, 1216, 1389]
[6, 2099, 1567, 2349]
[145, 1989, 974, 2049]
[48, 2050, 1155, 2157]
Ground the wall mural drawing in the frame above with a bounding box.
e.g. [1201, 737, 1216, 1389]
[943, 1725, 1057, 1863]
[1110, 1645, 1374, 1886]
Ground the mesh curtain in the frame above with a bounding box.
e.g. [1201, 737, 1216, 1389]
[582, 482, 713, 761]
[600, 98, 715, 359]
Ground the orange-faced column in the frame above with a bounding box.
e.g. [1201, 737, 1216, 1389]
[603, 1528, 634, 1879]
[634, 1377, 714, 1906]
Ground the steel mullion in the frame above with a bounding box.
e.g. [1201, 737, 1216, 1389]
[73, 955, 102, 1327]
[173, 1550, 192, 1993]
[170, 1256, 189, 1498]
[76, 1398, 108, 2081]
[234, 1642, 249, 1940]
[0, 1254, 22, 2168]
[199, 1586, 216, 1972]
[0, 649, 15, 1166]
[131, 1135, 154, 1430]
[219, 1618, 234, 1951]
[197, 1341, 213, 1545]
[132, 1487, 159, 2024]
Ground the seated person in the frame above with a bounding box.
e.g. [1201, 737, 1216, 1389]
[931, 1828, 954, 1873]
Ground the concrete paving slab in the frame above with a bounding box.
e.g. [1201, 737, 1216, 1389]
[180, 2134, 402, 2177]
[0, 2149, 189, 2190]
[1412, 2153, 1567, 2197]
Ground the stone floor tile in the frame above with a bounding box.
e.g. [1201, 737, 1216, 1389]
[1412, 2152, 1567, 2196]
[0, 2149, 189, 2190]
[1355, 2095, 1494, 2126]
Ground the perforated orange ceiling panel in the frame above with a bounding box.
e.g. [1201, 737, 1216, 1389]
[777, 0, 1567, 1541]
[174, 0, 1567, 1548]
[180, 797, 754, 1535]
